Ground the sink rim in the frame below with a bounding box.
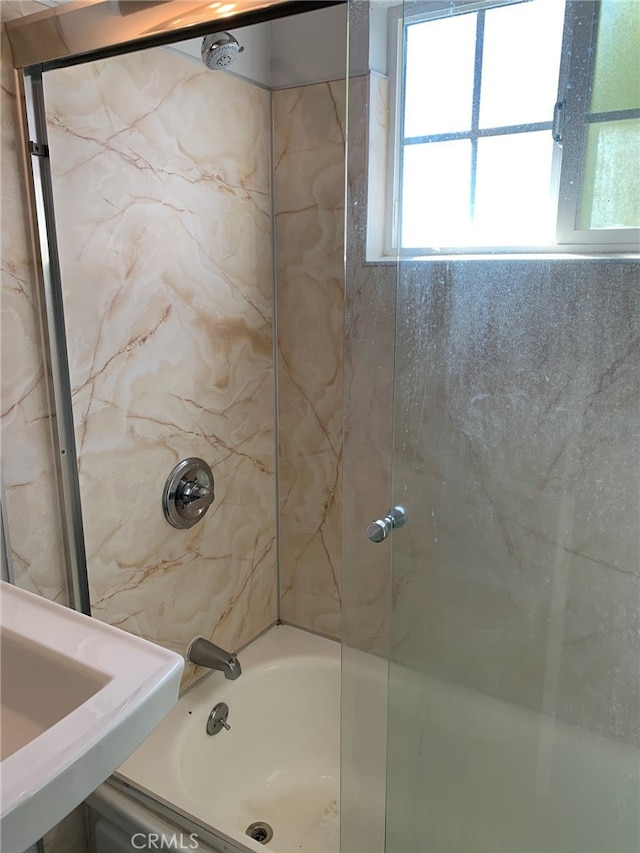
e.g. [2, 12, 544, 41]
[0, 580, 184, 852]
[1, 624, 112, 760]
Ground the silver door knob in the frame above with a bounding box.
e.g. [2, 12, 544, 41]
[366, 506, 406, 543]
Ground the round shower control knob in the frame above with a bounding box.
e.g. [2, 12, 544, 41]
[177, 480, 213, 513]
[163, 458, 215, 529]
[366, 506, 406, 543]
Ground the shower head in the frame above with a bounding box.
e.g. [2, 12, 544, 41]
[201, 32, 244, 70]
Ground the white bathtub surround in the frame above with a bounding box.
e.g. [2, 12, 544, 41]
[112, 624, 639, 853]
[117, 626, 343, 853]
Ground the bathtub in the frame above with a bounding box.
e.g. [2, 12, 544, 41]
[92, 626, 351, 853]
[88, 624, 639, 853]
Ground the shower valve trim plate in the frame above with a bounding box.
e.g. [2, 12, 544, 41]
[163, 457, 214, 529]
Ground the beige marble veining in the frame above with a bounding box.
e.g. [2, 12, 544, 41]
[1, 0, 67, 603]
[341, 71, 392, 853]
[342, 73, 396, 656]
[44, 47, 277, 683]
[343, 66, 639, 747]
[2, 0, 636, 804]
[2, 4, 87, 851]
[389, 259, 640, 745]
[274, 80, 345, 639]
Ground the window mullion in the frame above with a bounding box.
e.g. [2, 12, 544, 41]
[403, 121, 553, 147]
[585, 108, 640, 125]
[469, 9, 485, 222]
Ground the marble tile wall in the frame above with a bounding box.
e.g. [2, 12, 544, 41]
[340, 66, 394, 853]
[272, 71, 395, 652]
[271, 68, 397, 656]
[1, 4, 89, 851]
[342, 72, 396, 656]
[1, 0, 67, 603]
[342, 50, 639, 745]
[4, 0, 636, 804]
[43, 47, 277, 688]
[390, 258, 640, 745]
[273, 80, 346, 639]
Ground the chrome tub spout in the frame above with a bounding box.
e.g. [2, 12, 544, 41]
[186, 637, 242, 680]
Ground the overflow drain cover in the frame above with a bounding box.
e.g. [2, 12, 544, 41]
[246, 822, 273, 845]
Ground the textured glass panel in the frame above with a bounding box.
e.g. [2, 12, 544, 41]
[347, 5, 640, 853]
[580, 119, 640, 229]
[401, 141, 471, 248]
[474, 131, 555, 245]
[404, 15, 476, 138]
[385, 258, 640, 853]
[590, 0, 640, 113]
[480, 0, 566, 129]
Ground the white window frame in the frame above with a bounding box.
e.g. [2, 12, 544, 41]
[381, 0, 640, 257]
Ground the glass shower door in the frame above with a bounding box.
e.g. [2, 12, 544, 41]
[385, 255, 640, 852]
[342, 1, 640, 852]
[383, 0, 640, 846]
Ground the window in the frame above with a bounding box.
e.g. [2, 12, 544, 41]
[389, 0, 640, 254]
[556, 0, 640, 248]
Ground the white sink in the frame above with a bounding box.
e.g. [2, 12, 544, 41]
[0, 581, 184, 853]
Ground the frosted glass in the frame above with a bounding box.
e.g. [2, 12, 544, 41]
[580, 119, 640, 229]
[479, 0, 566, 129]
[404, 15, 476, 138]
[590, 0, 640, 113]
[385, 256, 640, 853]
[401, 141, 471, 248]
[474, 132, 555, 246]
[346, 6, 640, 853]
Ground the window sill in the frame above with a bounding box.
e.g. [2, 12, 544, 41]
[362, 249, 640, 266]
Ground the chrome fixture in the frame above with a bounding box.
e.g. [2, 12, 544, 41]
[201, 32, 244, 70]
[366, 506, 406, 543]
[162, 458, 214, 529]
[206, 702, 231, 736]
[186, 637, 242, 680]
[6, 2, 271, 70]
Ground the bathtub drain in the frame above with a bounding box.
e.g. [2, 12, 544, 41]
[246, 822, 273, 845]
